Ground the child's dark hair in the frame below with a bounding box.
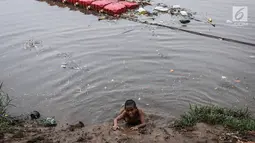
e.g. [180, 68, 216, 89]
[124, 99, 137, 109]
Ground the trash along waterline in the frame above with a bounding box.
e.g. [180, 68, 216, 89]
[37, 0, 255, 47]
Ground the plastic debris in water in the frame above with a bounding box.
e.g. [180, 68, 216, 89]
[61, 61, 80, 70]
[154, 6, 169, 12]
[221, 76, 227, 79]
[172, 5, 180, 9]
[208, 18, 212, 23]
[137, 7, 148, 15]
[98, 16, 107, 21]
[61, 64, 67, 68]
[226, 20, 233, 24]
[180, 19, 190, 24]
[138, 97, 141, 100]
[24, 39, 42, 51]
[180, 11, 188, 16]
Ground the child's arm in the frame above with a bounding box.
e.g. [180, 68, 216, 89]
[136, 109, 146, 128]
[131, 109, 146, 130]
[113, 111, 126, 130]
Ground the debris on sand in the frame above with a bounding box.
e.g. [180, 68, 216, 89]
[68, 121, 85, 131]
[1, 111, 255, 143]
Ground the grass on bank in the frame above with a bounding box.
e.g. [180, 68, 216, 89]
[0, 82, 14, 134]
[174, 104, 255, 132]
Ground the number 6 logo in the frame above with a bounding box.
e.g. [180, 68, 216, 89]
[233, 6, 248, 22]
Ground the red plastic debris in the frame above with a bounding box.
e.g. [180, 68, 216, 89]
[118, 1, 138, 9]
[90, 0, 117, 11]
[78, 0, 95, 7]
[103, 3, 127, 15]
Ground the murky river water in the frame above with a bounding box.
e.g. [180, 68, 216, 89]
[0, 0, 255, 124]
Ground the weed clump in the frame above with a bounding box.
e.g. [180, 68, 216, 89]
[0, 82, 14, 134]
[174, 104, 255, 132]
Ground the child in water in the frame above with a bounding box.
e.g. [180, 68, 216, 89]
[112, 99, 146, 131]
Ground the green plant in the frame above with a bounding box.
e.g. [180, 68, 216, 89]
[0, 82, 14, 133]
[174, 104, 255, 132]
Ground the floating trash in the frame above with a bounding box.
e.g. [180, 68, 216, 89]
[172, 5, 180, 9]
[57, 52, 72, 58]
[156, 3, 168, 8]
[208, 18, 212, 23]
[180, 11, 188, 16]
[61, 63, 67, 68]
[137, 7, 148, 15]
[221, 76, 227, 79]
[180, 19, 190, 24]
[24, 39, 43, 50]
[68, 61, 80, 70]
[226, 20, 233, 24]
[98, 16, 107, 21]
[154, 6, 169, 12]
[37, 0, 255, 47]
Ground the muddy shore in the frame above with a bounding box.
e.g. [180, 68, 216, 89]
[1, 113, 255, 143]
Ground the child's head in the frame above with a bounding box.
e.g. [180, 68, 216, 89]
[124, 99, 138, 117]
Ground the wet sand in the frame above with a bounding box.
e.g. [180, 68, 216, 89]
[2, 114, 255, 143]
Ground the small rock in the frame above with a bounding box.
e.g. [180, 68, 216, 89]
[30, 111, 40, 120]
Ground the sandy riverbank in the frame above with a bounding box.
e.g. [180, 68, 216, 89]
[1, 113, 255, 143]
